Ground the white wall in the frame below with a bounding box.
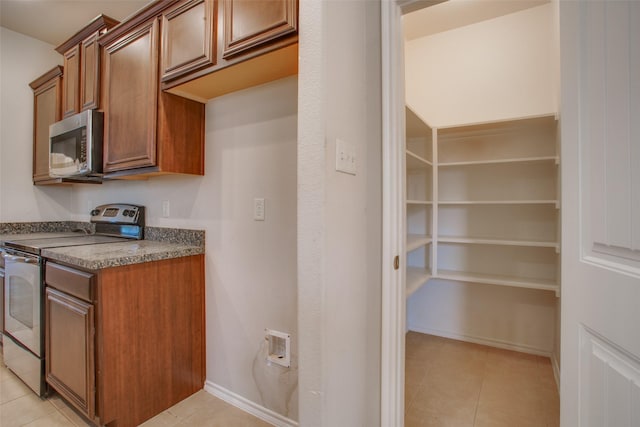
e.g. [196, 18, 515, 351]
[404, 4, 560, 355]
[408, 280, 557, 354]
[405, 3, 557, 128]
[2, 12, 386, 424]
[1, 26, 299, 421]
[297, 0, 382, 425]
[0, 27, 70, 222]
[70, 77, 299, 421]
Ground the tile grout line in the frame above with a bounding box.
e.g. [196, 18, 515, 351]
[57, 404, 83, 427]
[404, 338, 439, 422]
[471, 349, 488, 427]
[403, 358, 425, 415]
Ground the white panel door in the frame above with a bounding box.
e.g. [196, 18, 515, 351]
[561, 1, 640, 426]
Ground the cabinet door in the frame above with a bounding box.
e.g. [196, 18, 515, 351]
[62, 45, 80, 118]
[102, 20, 159, 172]
[30, 68, 63, 183]
[45, 287, 95, 420]
[222, 0, 297, 58]
[161, 0, 216, 82]
[80, 33, 101, 111]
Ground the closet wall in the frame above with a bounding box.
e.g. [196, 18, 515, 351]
[405, 3, 557, 128]
[404, 3, 560, 360]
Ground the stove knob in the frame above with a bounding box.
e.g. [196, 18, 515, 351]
[123, 209, 130, 217]
[90, 209, 100, 216]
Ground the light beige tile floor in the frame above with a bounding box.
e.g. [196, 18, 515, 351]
[2, 334, 559, 427]
[0, 350, 271, 427]
[405, 331, 560, 427]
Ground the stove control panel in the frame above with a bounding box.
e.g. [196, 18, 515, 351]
[90, 204, 145, 225]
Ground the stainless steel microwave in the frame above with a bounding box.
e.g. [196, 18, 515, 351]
[49, 110, 103, 178]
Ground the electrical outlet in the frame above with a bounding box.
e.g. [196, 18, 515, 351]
[162, 200, 170, 218]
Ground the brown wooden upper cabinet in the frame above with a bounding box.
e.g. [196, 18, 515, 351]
[99, 1, 204, 177]
[161, 0, 298, 101]
[60, 45, 80, 118]
[161, 0, 217, 82]
[222, 0, 297, 58]
[55, 15, 119, 119]
[29, 66, 63, 184]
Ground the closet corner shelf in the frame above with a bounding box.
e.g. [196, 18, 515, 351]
[407, 234, 432, 252]
[407, 267, 431, 297]
[406, 150, 433, 169]
[437, 236, 558, 249]
[438, 156, 558, 167]
[436, 269, 559, 292]
[407, 200, 433, 205]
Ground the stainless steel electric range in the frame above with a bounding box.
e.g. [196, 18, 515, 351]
[1, 203, 144, 396]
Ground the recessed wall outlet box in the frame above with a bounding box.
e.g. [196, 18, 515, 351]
[254, 198, 265, 221]
[335, 138, 356, 175]
[265, 329, 290, 368]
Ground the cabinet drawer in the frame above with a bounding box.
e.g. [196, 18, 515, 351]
[46, 262, 94, 302]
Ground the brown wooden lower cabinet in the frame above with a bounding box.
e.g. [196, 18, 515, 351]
[46, 287, 95, 419]
[45, 255, 205, 427]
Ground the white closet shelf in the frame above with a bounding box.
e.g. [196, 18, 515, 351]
[436, 269, 559, 292]
[436, 113, 557, 139]
[407, 234, 432, 252]
[407, 200, 433, 205]
[407, 267, 431, 297]
[438, 236, 558, 249]
[438, 200, 557, 205]
[406, 150, 433, 169]
[438, 156, 558, 167]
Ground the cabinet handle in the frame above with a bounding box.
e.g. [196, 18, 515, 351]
[394, 256, 399, 270]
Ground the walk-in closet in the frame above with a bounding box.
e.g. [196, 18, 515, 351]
[401, 1, 560, 425]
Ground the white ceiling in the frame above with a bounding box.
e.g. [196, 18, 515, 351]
[403, 0, 549, 40]
[0, 0, 152, 47]
[0, 0, 550, 52]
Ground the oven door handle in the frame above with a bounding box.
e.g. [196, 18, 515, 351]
[3, 253, 38, 264]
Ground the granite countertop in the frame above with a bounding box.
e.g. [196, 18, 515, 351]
[0, 223, 205, 270]
[42, 239, 204, 270]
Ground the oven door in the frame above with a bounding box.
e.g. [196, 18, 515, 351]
[3, 250, 42, 356]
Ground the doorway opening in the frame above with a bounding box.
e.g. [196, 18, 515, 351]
[382, 1, 561, 425]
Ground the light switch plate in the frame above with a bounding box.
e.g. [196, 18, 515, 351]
[335, 138, 356, 175]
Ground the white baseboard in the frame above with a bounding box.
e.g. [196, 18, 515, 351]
[407, 324, 553, 357]
[204, 381, 298, 427]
